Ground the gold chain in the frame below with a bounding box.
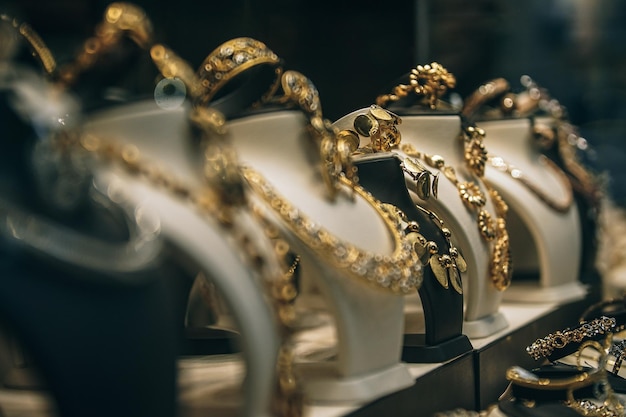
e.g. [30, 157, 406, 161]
[488, 153, 574, 213]
[401, 141, 512, 291]
[337, 106, 467, 294]
[241, 166, 424, 294]
[0, 13, 56, 74]
[373, 62, 512, 291]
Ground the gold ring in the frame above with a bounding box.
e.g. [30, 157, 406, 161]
[196, 37, 283, 107]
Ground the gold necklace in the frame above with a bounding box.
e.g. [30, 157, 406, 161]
[337, 105, 467, 294]
[459, 77, 576, 213]
[400, 141, 511, 291]
[241, 165, 423, 294]
[76, 127, 304, 415]
[488, 153, 573, 213]
[463, 75, 604, 211]
[368, 62, 513, 291]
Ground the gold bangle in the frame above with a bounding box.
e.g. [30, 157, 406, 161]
[196, 37, 283, 107]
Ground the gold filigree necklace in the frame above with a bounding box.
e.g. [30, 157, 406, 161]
[460, 77, 576, 213]
[242, 165, 423, 294]
[374, 63, 513, 291]
[336, 105, 467, 294]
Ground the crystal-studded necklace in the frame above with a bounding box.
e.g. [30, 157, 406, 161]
[241, 165, 424, 294]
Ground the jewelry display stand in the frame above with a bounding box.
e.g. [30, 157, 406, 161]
[225, 109, 415, 404]
[337, 291, 599, 417]
[331, 111, 472, 361]
[83, 100, 282, 417]
[336, 109, 508, 339]
[477, 117, 586, 304]
[352, 153, 473, 363]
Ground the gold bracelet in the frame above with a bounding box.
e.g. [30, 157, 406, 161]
[525, 316, 617, 360]
[56, 2, 154, 87]
[196, 38, 351, 200]
[196, 37, 283, 107]
[509, 338, 624, 417]
[0, 13, 56, 74]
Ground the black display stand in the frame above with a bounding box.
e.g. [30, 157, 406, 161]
[355, 154, 473, 364]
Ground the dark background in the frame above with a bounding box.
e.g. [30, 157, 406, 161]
[3, 0, 626, 203]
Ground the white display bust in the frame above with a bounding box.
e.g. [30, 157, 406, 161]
[84, 100, 281, 417]
[222, 108, 415, 403]
[477, 117, 586, 303]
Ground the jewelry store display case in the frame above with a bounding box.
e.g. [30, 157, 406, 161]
[1, 1, 626, 417]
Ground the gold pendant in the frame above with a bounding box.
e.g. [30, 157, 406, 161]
[449, 263, 463, 295]
[455, 251, 468, 273]
[430, 255, 450, 289]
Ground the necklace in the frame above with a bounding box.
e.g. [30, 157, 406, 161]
[401, 141, 512, 291]
[488, 153, 573, 213]
[336, 105, 467, 294]
[459, 77, 576, 214]
[372, 62, 512, 291]
[77, 123, 305, 415]
[241, 165, 423, 294]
